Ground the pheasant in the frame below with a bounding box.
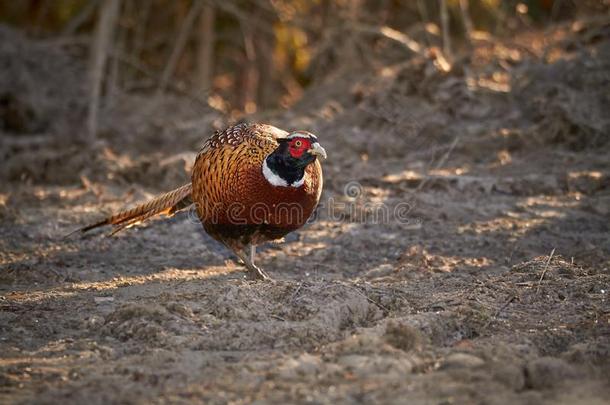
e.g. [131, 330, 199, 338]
[78, 123, 326, 280]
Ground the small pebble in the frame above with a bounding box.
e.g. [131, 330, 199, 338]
[441, 353, 485, 369]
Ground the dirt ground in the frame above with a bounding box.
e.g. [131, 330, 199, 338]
[1, 20, 610, 404]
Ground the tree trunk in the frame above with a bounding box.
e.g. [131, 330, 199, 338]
[196, 4, 216, 94]
[87, 0, 121, 139]
[239, 25, 258, 114]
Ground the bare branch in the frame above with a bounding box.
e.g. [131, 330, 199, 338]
[353, 24, 425, 56]
[156, 0, 204, 96]
[62, 0, 100, 36]
[459, 0, 474, 43]
[416, 0, 432, 46]
[440, 0, 452, 60]
[196, 4, 216, 92]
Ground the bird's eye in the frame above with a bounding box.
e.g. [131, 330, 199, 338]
[294, 140, 302, 148]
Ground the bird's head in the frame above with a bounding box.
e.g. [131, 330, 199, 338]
[264, 131, 326, 187]
[281, 131, 327, 166]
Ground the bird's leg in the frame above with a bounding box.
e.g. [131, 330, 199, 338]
[250, 245, 256, 266]
[233, 246, 271, 281]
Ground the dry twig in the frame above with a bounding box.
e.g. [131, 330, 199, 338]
[536, 248, 556, 293]
[290, 282, 304, 304]
[353, 24, 425, 56]
[483, 295, 516, 329]
[416, 136, 460, 192]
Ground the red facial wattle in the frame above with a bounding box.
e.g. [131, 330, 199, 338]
[288, 138, 311, 158]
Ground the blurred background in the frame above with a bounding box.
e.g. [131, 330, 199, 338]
[0, 2, 605, 120]
[1, 0, 606, 115]
[1, 0, 608, 188]
[0, 0, 607, 112]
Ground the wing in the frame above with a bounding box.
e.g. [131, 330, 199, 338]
[197, 123, 287, 156]
[192, 123, 286, 223]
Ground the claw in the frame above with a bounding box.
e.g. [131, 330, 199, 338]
[232, 245, 273, 281]
[246, 264, 272, 281]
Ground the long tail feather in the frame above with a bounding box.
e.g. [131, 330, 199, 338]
[74, 183, 193, 236]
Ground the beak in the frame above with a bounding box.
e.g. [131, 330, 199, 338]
[308, 143, 327, 159]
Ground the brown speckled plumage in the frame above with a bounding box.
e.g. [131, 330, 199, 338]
[192, 124, 322, 241]
[78, 123, 325, 280]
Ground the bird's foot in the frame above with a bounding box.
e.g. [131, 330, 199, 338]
[245, 264, 272, 281]
[230, 245, 273, 281]
[231, 247, 273, 281]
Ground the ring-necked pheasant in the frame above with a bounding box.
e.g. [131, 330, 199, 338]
[78, 123, 326, 280]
